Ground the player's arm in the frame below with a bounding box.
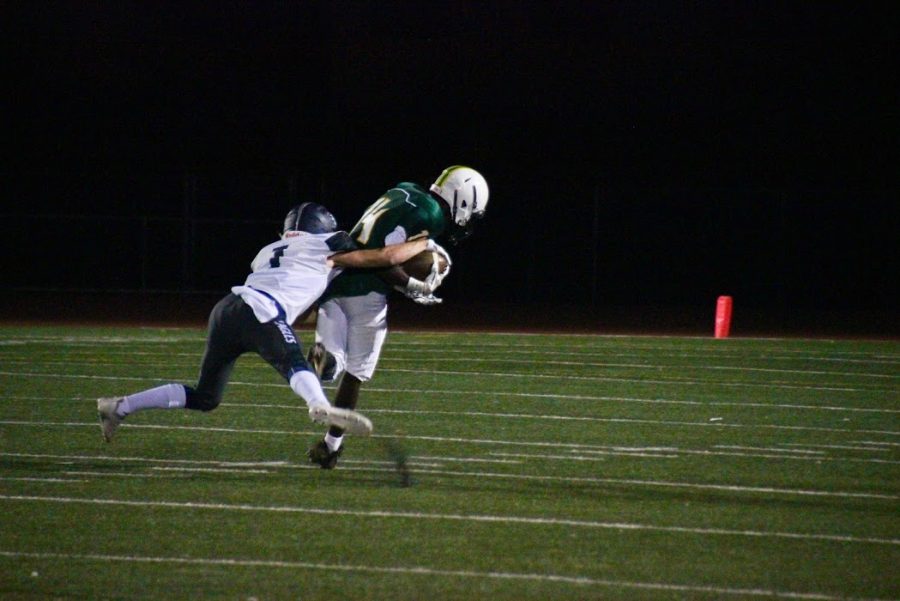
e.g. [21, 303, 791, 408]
[376, 233, 429, 287]
[326, 238, 428, 269]
[372, 222, 431, 288]
[378, 265, 409, 288]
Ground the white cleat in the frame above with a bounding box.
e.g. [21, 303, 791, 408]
[97, 397, 126, 442]
[308, 405, 373, 436]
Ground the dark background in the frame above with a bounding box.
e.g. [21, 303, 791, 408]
[2, 2, 897, 335]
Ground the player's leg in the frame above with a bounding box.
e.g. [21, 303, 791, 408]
[318, 293, 388, 455]
[307, 372, 364, 467]
[333, 372, 362, 412]
[97, 294, 242, 442]
[186, 294, 247, 411]
[310, 299, 348, 383]
[249, 306, 372, 436]
[97, 382, 188, 442]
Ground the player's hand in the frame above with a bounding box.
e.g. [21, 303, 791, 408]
[424, 241, 451, 290]
[401, 276, 435, 296]
[409, 292, 442, 305]
[425, 239, 452, 265]
[394, 277, 442, 305]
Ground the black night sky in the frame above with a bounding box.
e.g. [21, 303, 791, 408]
[3, 2, 898, 335]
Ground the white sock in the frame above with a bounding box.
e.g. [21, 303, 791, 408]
[324, 433, 343, 452]
[289, 370, 330, 409]
[119, 383, 186, 417]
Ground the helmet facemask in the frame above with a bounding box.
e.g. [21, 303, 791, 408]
[445, 209, 485, 245]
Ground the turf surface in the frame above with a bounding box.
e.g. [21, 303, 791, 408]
[0, 325, 898, 600]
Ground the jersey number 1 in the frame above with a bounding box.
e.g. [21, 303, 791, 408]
[269, 245, 288, 268]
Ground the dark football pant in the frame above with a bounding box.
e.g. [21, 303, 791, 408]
[185, 293, 311, 411]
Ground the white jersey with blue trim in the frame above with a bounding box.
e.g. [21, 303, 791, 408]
[231, 231, 352, 325]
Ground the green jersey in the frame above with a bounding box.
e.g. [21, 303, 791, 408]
[324, 182, 446, 299]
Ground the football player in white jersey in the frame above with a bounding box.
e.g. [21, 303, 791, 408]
[97, 202, 439, 444]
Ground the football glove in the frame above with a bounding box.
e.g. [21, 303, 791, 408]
[396, 276, 443, 305]
[424, 240, 452, 290]
[395, 241, 451, 305]
[402, 276, 434, 296]
[408, 291, 443, 305]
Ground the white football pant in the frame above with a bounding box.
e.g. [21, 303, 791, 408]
[314, 292, 388, 382]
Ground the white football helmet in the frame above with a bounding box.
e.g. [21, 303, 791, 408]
[430, 166, 489, 230]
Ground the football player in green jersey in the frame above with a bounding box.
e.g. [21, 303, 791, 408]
[307, 166, 489, 469]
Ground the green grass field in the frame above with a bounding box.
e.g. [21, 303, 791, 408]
[0, 324, 898, 600]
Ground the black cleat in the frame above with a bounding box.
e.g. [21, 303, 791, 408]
[307, 439, 343, 470]
[307, 343, 337, 383]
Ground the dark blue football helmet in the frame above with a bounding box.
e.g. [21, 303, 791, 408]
[283, 202, 337, 235]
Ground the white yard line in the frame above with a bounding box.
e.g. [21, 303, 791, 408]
[0, 550, 891, 600]
[8, 353, 897, 379]
[388, 348, 900, 366]
[382, 367, 896, 393]
[3, 367, 896, 394]
[492, 450, 681, 460]
[7, 389, 897, 416]
[354, 407, 900, 445]
[149, 466, 271, 474]
[778, 443, 893, 453]
[383, 357, 900, 380]
[391, 466, 900, 501]
[1, 452, 287, 468]
[492, 449, 900, 466]
[22, 344, 900, 366]
[714, 445, 828, 455]
[0, 419, 900, 464]
[409, 454, 523, 465]
[6, 330, 895, 353]
[4, 414, 900, 444]
[2, 451, 897, 501]
[0, 495, 896, 546]
[341, 459, 446, 468]
[63, 470, 188, 479]
[0, 477, 86, 484]
[0, 370, 171, 383]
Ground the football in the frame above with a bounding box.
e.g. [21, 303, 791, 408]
[402, 249, 450, 281]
